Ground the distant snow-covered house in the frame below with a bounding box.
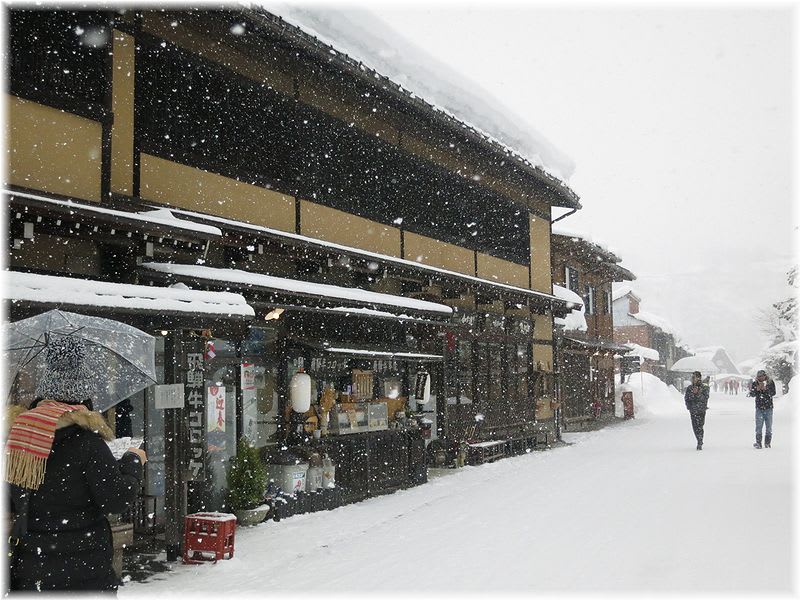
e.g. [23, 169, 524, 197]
[693, 346, 740, 376]
[612, 284, 688, 385]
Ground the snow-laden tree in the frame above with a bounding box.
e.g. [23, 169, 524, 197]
[759, 267, 798, 392]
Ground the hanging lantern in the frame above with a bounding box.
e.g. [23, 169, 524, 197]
[289, 368, 312, 413]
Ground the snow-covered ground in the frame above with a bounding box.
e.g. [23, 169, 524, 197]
[122, 378, 796, 596]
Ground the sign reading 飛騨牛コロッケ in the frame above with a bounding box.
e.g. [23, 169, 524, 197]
[185, 352, 205, 481]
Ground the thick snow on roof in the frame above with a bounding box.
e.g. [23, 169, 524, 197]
[694, 346, 726, 357]
[612, 282, 638, 302]
[4, 271, 254, 316]
[143, 263, 453, 316]
[624, 343, 660, 362]
[629, 310, 676, 337]
[551, 226, 621, 259]
[695, 346, 738, 367]
[552, 284, 587, 332]
[261, 4, 575, 183]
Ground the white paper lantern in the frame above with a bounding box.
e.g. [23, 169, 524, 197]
[289, 370, 311, 413]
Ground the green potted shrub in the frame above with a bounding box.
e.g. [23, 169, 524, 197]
[227, 437, 268, 526]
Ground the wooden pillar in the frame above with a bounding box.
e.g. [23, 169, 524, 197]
[163, 330, 183, 562]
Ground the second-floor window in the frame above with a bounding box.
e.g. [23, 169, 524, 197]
[604, 288, 613, 315]
[583, 284, 596, 315]
[565, 265, 579, 292]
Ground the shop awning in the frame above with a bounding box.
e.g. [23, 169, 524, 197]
[6, 189, 223, 241]
[563, 335, 630, 354]
[141, 262, 454, 318]
[4, 271, 254, 318]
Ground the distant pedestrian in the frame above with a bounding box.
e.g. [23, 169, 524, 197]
[749, 369, 777, 449]
[724, 380, 730, 394]
[734, 380, 740, 395]
[684, 371, 710, 450]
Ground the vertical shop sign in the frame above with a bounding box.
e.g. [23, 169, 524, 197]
[185, 352, 205, 481]
[207, 384, 226, 452]
[241, 362, 259, 444]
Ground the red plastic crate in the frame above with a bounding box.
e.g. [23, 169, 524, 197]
[182, 512, 237, 564]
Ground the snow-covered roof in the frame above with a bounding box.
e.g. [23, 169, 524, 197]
[156, 206, 567, 307]
[142, 262, 453, 316]
[260, 4, 575, 185]
[551, 226, 621, 260]
[693, 346, 739, 374]
[628, 310, 676, 337]
[694, 346, 725, 357]
[7, 189, 223, 237]
[624, 343, 660, 362]
[4, 271, 254, 317]
[552, 284, 587, 332]
[612, 282, 639, 302]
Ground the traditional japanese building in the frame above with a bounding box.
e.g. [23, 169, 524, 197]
[550, 228, 634, 429]
[5, 7, 580, 559]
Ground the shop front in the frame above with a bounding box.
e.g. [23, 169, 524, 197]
[274, 308, 446, 504]
[436, 302, 559, 465]
[558, 336, 629, 430]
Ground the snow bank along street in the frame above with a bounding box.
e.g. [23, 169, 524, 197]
[122, 376, 795, 595]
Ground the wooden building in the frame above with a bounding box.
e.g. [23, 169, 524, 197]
[5, 8, 579, 558]
[551, 229, 634, 429]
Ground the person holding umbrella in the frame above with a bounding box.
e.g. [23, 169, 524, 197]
[5, 337, 147, 592]
[684, 370, 710, 450]
[749, 369, 777, 449]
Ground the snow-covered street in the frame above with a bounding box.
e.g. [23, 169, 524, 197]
[122, 381, 795, 595]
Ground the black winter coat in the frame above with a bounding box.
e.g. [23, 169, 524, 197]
[684, 384, 709, 411]
[7, 408, 143, 592]
[749, 378, 777, 410]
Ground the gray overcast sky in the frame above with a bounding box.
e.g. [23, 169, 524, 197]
[310, 2, 796, 364]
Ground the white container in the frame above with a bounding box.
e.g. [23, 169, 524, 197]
[289, 370, 312, 413]
[271, 462, 309, 494]
[306, 465, 324, 491]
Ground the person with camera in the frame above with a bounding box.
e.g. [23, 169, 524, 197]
[684, 370, 710, 451]
[749, 369, 777, 449]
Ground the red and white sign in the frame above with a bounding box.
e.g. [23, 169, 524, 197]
[207, 385, 226, 433]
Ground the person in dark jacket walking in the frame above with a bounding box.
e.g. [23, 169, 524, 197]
[684, 371, 709, 450]
[749, 369, 777, 449]
[5, 337, 146, 593]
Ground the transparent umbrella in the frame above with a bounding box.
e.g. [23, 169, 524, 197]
[4, 309, 157, 411]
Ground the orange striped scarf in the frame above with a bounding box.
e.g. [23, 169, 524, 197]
[5, 401, 88, 490]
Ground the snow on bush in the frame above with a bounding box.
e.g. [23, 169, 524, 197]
[616, 372, 685, 418]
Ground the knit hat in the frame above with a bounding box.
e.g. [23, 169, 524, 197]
[757, 369, 767, 377]
[34, 337, 96, 404]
